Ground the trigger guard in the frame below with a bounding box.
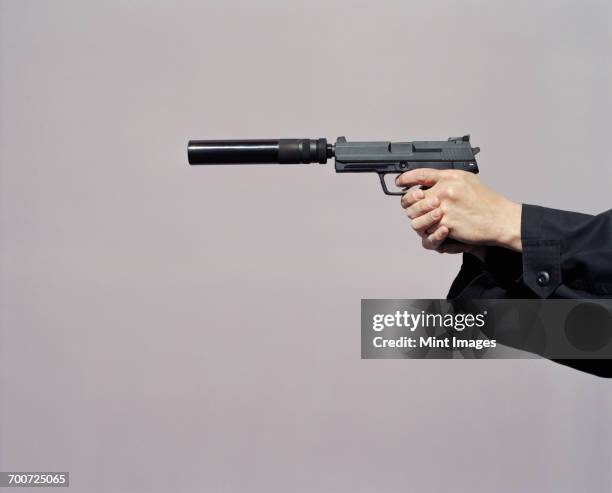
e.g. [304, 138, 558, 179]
[378, 172, 407, 196]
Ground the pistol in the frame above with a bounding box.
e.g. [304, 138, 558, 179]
[187, 135, 480, 195]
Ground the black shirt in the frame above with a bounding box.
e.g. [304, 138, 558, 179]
[447, 204, 612, 377]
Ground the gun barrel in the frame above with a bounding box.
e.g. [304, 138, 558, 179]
[188, 139, 331, 165]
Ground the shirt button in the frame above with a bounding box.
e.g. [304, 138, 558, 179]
[536, 270, 550, 286]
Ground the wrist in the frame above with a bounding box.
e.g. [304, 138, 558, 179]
[493, 201, 522, 251]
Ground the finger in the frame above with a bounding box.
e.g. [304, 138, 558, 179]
[423, 224, 438, 236]
[422, 226, 449, 250]
[396, 168, 442, 188]
[400, 187, 425, 209]
[411, 207, 442, 232]
[404, 194, 440, 218]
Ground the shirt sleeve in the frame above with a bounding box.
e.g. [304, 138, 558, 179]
[521, 204, 612, 297]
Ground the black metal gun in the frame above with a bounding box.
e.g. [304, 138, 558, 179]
[187, 136, 480, 195]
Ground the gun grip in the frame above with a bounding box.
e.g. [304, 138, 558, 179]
[440, 238, 462, 247]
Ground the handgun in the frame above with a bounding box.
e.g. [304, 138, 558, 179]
[187, 135, 480, 195]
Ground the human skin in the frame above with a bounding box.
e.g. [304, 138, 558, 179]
[396, 169, 522, 257]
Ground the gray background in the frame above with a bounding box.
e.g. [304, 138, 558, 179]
[1, 0, 611, 491]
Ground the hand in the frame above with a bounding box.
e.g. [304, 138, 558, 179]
[397, 169, 522, 252]
[406, 205, 486, 260]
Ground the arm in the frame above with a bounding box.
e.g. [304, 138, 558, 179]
[397, 169, 612, 298]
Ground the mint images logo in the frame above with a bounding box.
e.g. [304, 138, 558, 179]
[372, 310, 487, 332]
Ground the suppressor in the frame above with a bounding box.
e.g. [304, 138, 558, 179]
[187, 138, 332, 165]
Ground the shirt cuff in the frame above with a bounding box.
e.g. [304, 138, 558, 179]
[521, 204, 562, 298]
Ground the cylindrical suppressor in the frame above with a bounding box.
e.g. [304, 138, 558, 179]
[188, 139, 332, 165]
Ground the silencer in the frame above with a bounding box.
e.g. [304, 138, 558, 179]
[188, 138, 330, 165]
